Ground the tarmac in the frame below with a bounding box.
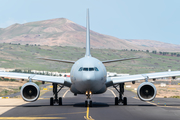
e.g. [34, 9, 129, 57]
[1, 87, 180, 120]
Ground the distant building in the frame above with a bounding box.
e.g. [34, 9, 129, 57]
[107, 72, 129, 77]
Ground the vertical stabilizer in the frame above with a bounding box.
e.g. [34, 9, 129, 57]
[85, 9, 91, 57]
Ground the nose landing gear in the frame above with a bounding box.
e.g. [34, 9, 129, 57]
[114, 83, 127, 105]
[85, 91, 92, 107]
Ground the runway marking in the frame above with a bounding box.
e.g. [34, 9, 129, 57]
[62, 89, 70, 98]
[43, 88, 48, 90]
[107, 89, 116, 97]
[30, 111, 86, 117]
[84, 105, 94, 120]
[0, 117, 66, 119]
[133, 97, 158, 106]
[108, 89, 180, 109]
[167, 88, 176, 90]
[1, 97, 9, 99]
[146, 101, 158, 106]
[132, 97, 180, 108]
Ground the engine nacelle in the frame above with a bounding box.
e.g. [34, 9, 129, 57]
[137, 82, 156, 101]
[21, 82, 40, 102]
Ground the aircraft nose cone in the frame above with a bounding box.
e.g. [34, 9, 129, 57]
[83, 72, 95, 81]
[86, 75, 91, 81]
[82, 72, 96, 86]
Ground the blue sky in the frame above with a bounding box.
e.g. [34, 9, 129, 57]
[0, 0, 180, 45]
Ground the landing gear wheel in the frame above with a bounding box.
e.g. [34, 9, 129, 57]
[51, 83, 64, 106]
[89, 100, 92, 107]
[114, 83, 128, 105]
[123, 97, 127, 105]
[50, 97, 54, 106]
[115, 97, 118, 105]
[85, 100, 88, 107]
[59, 97, 62, 105]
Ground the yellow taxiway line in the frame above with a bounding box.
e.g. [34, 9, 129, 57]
[0, 117, 66, 119]
[30, 111, 86, 117]
[84, 105, 94, 120]
[86, 105, 89, 119]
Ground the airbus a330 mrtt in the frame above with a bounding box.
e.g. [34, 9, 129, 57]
[1, 9, 180, 107]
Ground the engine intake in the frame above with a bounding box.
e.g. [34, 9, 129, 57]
[137, 82, 156, 101]
[21, 82, 40, 102]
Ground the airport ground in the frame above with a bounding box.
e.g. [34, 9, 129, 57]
[1, 86, 180, 120]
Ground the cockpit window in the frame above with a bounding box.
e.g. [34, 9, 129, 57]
[78, 67, 83, 71]
[95, 67, 99, 71]
[83, 68, 88, 71]
[89, 68, 94, 71]
[79, 67, 99, 71]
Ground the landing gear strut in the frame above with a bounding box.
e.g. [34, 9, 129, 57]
[50, 83, 64, 106]
[85, 92, 92, 107]
[113, 83, 127, 105]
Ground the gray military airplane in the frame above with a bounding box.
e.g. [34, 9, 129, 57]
[1, 9, 180, 107]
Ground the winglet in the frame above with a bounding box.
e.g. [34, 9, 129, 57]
[85, 9, 91, 57]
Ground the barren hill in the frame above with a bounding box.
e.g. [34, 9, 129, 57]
[0, 18, 180, 52]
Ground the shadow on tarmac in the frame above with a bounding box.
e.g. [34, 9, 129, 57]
[73, 102, 109, 107]
[3, 103, 180, 108]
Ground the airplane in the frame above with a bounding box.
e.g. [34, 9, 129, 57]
[1, 9, 180, 107]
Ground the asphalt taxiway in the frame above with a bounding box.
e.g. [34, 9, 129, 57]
[1, 87, 180, 120]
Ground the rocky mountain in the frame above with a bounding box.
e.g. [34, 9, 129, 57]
[0, 18, 180, 52]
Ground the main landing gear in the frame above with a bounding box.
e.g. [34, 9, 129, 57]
[85, 92, 92, 107]
[113, 83, 127, 105]
[50, 83, 64, 106]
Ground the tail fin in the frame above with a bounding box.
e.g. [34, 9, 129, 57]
[85, 9, 91, 57]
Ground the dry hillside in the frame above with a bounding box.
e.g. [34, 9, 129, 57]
[0, 18, 180, 52]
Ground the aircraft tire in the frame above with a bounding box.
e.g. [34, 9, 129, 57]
[85, 100, 88, 107]
[59, 97, 62, 105]
[123, 97, 127, 105]
[50, 97, 54, 106]
[89, 100, 92, 107]
[115, 97, 118, 105]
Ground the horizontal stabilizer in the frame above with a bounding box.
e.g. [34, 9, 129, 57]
[37, 57, 75, 64]
[102, 57, 140, 63]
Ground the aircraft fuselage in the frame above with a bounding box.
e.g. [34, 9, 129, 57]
[70, 56, 107, 94]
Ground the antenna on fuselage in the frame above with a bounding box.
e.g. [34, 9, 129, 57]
[85, 9, 91, 57]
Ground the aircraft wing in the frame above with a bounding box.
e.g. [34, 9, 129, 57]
[102, 57, 140, 63]
[0, 72, 71, 87]
[37, 57, 75, 64]
[106, 71, 180, 87]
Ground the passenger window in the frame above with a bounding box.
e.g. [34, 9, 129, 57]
[95, 67, 99, 71]
[78, 67, 83, 71]
[83, 68, 88, 71]
[89, 68, 94, 71]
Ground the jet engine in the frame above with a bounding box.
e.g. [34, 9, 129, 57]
[137, 82, 156, 101]
[21, 82, 40, 102]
